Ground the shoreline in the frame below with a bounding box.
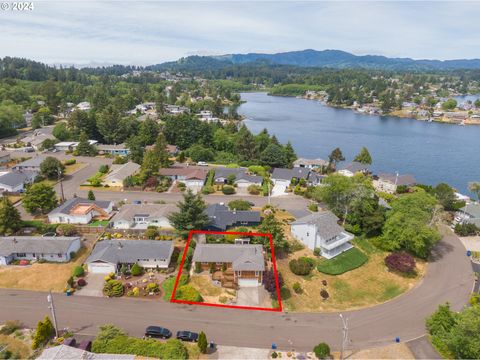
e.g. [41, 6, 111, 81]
[265, 91, 480, 126]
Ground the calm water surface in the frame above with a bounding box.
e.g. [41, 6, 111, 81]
[238, 92, 480, 194]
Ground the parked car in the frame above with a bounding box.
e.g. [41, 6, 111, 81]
[197, 161, 208, 166]
[176, 331, 198, 342]
[63, 338, 76, 347]
[78, 340, 92, 351]
[145, 326, 172, 339]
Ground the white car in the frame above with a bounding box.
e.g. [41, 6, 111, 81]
[197, 161, 208, 166]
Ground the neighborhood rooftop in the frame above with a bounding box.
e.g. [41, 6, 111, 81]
[0, 236, 81, 257]
[291, 210, 346, 240]
[338, 161, 369, 173]
[86, 239, 174, 265]
[271, 167, 310, 180]
[206, 204, 261, 230]
[158, 167, 207, 180]
[105, 162, 141, 182]
[0, 171, 37, 187]
[49, 197, 112, 216]
[111, 203, 177, 222]
[12, 155, 47, 169]
[378, 173, 416, 185]
[193, 244, 265, 271]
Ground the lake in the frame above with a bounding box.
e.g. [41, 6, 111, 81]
[238, 92, 480, 195]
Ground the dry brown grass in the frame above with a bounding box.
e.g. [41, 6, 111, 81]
[278, 245, 426, 312]
[344, 343, 415, 359]
[64, 162, 86, 175]
[189, 274, 236, 304]
[0, 333, 32, 359]
[0, 246, 89, 293]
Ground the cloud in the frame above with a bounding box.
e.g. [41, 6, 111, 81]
[0, 1, 479, 65]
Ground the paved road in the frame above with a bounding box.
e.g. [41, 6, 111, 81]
[0, 232, 472, 352]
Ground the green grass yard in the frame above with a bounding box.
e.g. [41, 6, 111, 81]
[317, 248, 368, 275]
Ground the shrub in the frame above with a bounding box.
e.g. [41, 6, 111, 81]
[130, 263, 144, 276]
[64, 159, 76, 166]
[313, 342, 331, 359]
[247, 184, 261, 195]
[263, 269, 284, 293]
[56, 224, 77, 236]
[197, 331, 208, 354]
[144, 228, 158, 240]
[280, 287, 291, 300]
[77, 278, 87, 287]
[32, 316, 55, 349]
[175, 285, 203, 302]
[228, 200, 252, 211]
[384, 251, 416, 274]
[202, 186, 215, 195]
[313, 247, 321, 256]
[103, 280, 124, 297]
[292, 282, 302, 294]
[320, 289, 329, 300]
[0, 320, 22, 335]
[454, 222, 479, 236]
[289, 258, 314, 276]
[308, 203, 318, 212]
[98, 165, 109, 174]
[271, 351, 278, 358]
[163, 275, 188, 301]
[194, 262, 202, 273]
[222, 185, 235, 195]
[145, 283, 160, 293]
[73, 265, 85, 277]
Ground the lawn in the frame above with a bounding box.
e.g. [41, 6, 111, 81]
[277, 240, 426, 312]
[316, 248, 368, 275]
[0, 246, 89, 292]
[162, 275, 187, 301]
[89, 220, 110, 227]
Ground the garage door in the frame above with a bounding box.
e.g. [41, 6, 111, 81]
[238, 278, 260, 287]
[88, 262, 116, 274]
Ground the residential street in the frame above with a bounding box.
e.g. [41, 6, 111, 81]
[0, 232, 473, 352]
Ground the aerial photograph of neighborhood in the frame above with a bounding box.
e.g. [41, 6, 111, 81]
[0, 1, 480, 359]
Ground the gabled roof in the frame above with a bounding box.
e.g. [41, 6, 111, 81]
[461, 203, 480, 218]
[338, 161, 369, 173]
[271, 167, 310, 181]
[293, 158, 328, 167]
[111, 203, 177, 222]
[12, 155, 47, 169]
[214, 167, 263, 183]
[378, 173, 416, 186]
[105, 162, 140, 182]
[96, 143, 128, 151]
[0, 171, 36, 187]
[86, 239, 174, 265]
[158, 167, 207, 180]
[49, 197, 112, 216]
[38, 344, 135, 360]
[206, 204, 261, 230]
[192, 244, 265, 271]
[291, 210, 347, 240]
[0, 236, 80, 257]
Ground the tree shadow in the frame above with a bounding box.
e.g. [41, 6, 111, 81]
[428, 240, 454, 262]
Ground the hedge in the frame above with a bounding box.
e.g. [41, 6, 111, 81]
[317, 248, 368, 275]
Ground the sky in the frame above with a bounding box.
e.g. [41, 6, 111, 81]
[1, 1, 480, 66]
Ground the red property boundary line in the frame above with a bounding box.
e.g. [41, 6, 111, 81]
[170, 229, 283, 312]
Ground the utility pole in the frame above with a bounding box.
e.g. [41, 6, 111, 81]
[268, 181, 271, 205]
[58, 166, 65, 202]
[47, 290, 59, 338]
[339, 313, 348, 360]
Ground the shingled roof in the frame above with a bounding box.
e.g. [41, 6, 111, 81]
[192, 244, 265, 271]
[291, 210, 346, 240]
[49, 197, 112, 216]
[0, 236, 80, 257]
[206, 204, 261, 230]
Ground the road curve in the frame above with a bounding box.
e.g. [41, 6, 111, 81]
[0, 232, 473, 352]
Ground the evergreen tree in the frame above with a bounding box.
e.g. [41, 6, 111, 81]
[260, 144, 288, 168]
[87, 190, 95, 200]
[23, 183, 58, 215]
[40, 156, 65, 180]
[152, 133, 172, 168]
[283, 141, 297, 167]
[75, 131, 97, 156]
[328, 147, 345, 166]
[235, 125, 258, 161]
[197, 331, 208, 354]
[168, 190, 209, 236]
[0, 197, 22, 235]
[354, 147, 372, 165]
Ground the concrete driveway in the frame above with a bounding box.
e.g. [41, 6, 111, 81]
[75, 274, 105, 297]
[271, 182, 288, 197]
[236, 286, 270, 307]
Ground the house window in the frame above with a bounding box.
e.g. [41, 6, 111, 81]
[216, 262, 223, 265]
[58, 253, 62, 258]
[16, 253, 26, 257]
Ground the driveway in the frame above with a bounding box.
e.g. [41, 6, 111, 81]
[236, 286, 270, 307]
[271, 182, 288, 197]
[75, 274, 105, 297]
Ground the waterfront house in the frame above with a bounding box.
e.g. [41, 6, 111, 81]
[110, 203, 176, 230]
[293, 158, 328, 169]
[103, 162, 141, 187]
[0, 171, 37, 193]
[337, 162, 369, 177]
[0, 236, 81, 265]
[76, 102, 91, 111]
[205, 203, 261, 231]
[85, 239, 174, 274]
[291, 211, 354, 259]
[457, 203, 480, 227]
[96, 143, 130, 156]
[271, 167, 310, 186]
[373, 173, 416, 194]
[158, 167, 207, 187]
[48, 197, 114, 224]
[213, 167, 263, 188]
[192, 243, 265, 288]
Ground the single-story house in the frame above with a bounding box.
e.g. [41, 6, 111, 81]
[205, 203, 261, 231]
[0, 236, 81, 265]
[307, 172, 326, 186]
[85, 239, 174, 274]
[38, 344, 134, 360]
[158, 167, 207, 187]
[293, 158, 328, 169]
[0, 171, 37, 193]
[457, 203, 480, 227]
[213, 167, 263, 188]
[12, 155, 46, 172]
[96, 143, 130, 156]
[166, 144, 179, 156]
[192, 243, 265, 288]
[110, 203, 177, 230]
[0, 151, 10, 165]
[373, 173, 416, 194]
[48, 197, 114, 224]
[291, 211, 354, 259]
[337, 162, 370, 177]
[271, 167, 310, 187]
[103, 162, 141, 187]
[22, 133, 56, 150]
[54, 140, 98, 152]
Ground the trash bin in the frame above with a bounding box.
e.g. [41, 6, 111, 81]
[66, 290, 72, 296]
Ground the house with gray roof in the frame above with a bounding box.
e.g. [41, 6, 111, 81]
[103, 162, 140, 187]
[48, 197, 114, 225]
[0, 151, 11, 165]
[373, 173, 416, 194]
[293, 158, 328, 169]
[205, 204, 261, 231]
[38, 344, 135, 360]
[110, 203, 177, 230]
[271, 167, 310, 183]
[85, 239, 174, 274]
[12, 155, 46, 172]
[192, 243, 265, 287]
[96, 143, 130, 156]
[213, 167, 263, 188]
[337, 161, 370, 177]
[0, 236, 81, 265]
[0, 171, 37, 192]
[457, 203, 480, 227]
[291, 210, 354, 259]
